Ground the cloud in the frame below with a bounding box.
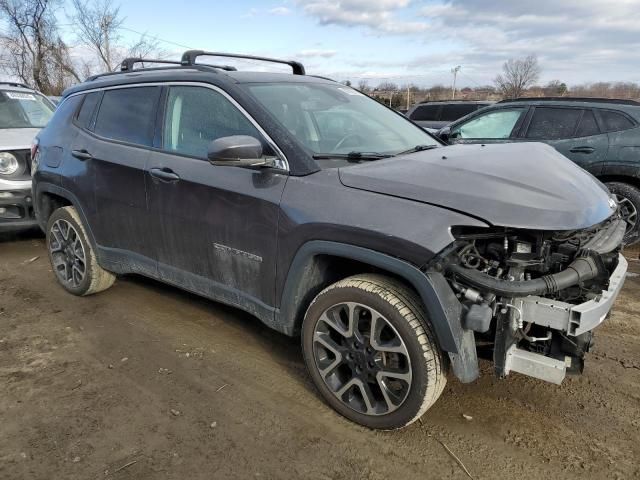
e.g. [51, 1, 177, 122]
[296, 0, 427, 34]
[269, 7, 291, 15]
[297, 49, 337, 58]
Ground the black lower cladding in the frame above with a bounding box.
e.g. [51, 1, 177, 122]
[0, 187, 37, 231]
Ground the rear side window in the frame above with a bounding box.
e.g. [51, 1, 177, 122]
[526, 107, 582, 140]
[76, 92, 101, 129]
[410, 105, 440, 121]
[440, 104, 478, 122]
[575, 110, 600, 137]
[599, 110, 635, 132]
[94, 87, 160, 146]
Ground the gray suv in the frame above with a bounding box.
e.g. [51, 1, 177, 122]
[0, 82, 55, 232]
[32, 51, 627, 429]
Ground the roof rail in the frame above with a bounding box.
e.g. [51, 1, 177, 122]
[498, 97, 640, 106]
[181, 50, 305, 75]
[120, 58, 182, 72]
[0, 81, 31, 89]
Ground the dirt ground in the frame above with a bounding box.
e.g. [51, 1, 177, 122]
[1, 230, 639, 480]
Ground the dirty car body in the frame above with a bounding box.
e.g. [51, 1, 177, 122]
[32, 52, 627, 429]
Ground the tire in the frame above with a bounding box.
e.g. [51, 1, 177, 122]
[302, 274, 446, 430]
[46, 206, 115, 296]
[605, 182, 640, 246]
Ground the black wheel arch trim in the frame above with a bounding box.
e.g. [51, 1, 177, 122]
[34, 183, 99, 251]
[277, 240, 479, 383]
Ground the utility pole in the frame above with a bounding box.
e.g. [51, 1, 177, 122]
[406, 85, 410, 110]
[451, 65, 461, 99]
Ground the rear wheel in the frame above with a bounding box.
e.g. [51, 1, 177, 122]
[46, 206, 115, 296]
[605, 182, 640, 246]
[302, 274, 446, 430]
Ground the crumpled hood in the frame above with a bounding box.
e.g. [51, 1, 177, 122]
[0, 128, 40, 150]
[339, 142, 615, 230]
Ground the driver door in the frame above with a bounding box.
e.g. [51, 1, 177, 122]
[146, 85, 288, 310]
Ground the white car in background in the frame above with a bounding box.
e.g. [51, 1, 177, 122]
[0, 82, 55, 232]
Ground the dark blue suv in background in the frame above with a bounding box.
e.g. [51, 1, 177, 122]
[436, 97, 640, 245]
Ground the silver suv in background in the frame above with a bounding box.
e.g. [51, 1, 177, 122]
[407, 100, 493, 130]
[0, 82, 55, 232]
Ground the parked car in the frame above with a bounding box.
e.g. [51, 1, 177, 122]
[0, 81, 55, 232]
[406, 100, 493, 130]
[32, 52, 626, 430]
[436, 97, 640, 245]
[48, 96, 62, 106]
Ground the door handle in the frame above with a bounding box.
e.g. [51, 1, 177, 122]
[569, 146, 595, 154]
[71, 149, 93, 161]
[149, 167, 180, 182]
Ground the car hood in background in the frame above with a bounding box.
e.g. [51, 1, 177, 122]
[339, 142, 614, 230]
[0, 128, 40, 149]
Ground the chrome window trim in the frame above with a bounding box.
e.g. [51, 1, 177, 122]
[64, 81, 290, 171]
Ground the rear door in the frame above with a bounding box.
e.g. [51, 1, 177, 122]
[520, 106, 608, 174]
[146, 84, 287, 310]
[86, 86, 161, 266]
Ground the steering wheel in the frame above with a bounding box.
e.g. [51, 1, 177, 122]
[333, 133, 363, 151]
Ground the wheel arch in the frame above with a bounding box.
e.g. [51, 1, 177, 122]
[35, 183, 98, 249]
[276, 241, 478, 382]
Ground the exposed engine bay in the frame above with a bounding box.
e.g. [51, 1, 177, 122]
[435, 216, 628, 384]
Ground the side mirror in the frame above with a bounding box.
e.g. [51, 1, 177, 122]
[207, 135, 275, 168]
[437, 126, 451, 143]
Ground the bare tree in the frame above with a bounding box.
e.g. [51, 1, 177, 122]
[494, 55, 541, 99]
[71, 0, 163, 73]
[357, 79, 369, 93]
[0, 0, 80, 93]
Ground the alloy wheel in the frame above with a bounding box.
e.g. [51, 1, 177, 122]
[49, 219, 86, 288]
[312, 302, 412, 416]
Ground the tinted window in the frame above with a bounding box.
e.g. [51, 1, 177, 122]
[94, 87, 160, 146]
[526, 107, 582, 140]
[76, 92, 101, 129]
[575, 110, 600, 137]
[163, 86, 262, 158]
[440, 104, 478, 122]
[410, 105, 440, 121]
[600, 110, 634, 132]
[452, 108, 524, 139]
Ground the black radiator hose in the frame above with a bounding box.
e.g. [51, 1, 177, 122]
[446, 255, 601, 297]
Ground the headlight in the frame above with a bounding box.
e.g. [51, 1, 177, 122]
[0, 152, 19, 175]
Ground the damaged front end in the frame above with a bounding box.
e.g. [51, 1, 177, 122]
[434, 216, 628, 384]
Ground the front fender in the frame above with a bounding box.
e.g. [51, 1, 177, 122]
[276, 240, 479, 383]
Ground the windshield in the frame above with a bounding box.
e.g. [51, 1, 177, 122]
[0, 90, 55, 129]
[245, 82, 439, 157]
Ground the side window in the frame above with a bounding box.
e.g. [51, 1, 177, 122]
[451, 108, 524, 139]
[525, 107, 582, 140]
[599, 110, 635, 132]
[163, 86, 263, 158]
[75, 92, 101, 129]
[410, 105, 440, 121]
[575, 110, 600, 137]
[94, 87, 160, 146]
[440, 104, 477, 122]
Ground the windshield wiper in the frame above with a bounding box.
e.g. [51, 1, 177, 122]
[312, 151, 394, 161]
[396, 144, 440, 156]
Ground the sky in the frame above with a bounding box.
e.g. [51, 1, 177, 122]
[47, 0, 640, 88]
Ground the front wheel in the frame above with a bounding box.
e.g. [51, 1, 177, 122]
[606, 182, 640, 246]
[302, 274, 446, 430]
